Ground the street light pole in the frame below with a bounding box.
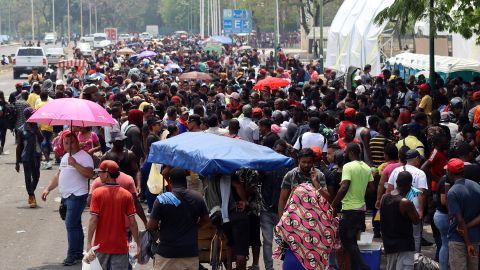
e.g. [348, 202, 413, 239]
[89, 3, 92, 35]
[200, 0, 204, 38]
[429, 0, 435, 91]
[80, 0, 83, 37]
[319, 1, 324, 73]
[94, 5, 97, 33]
[67, 0, 70, 43]
[52, 0, 55, 33]
[31, 0, 34, 41]
[274, 0, 279, 68]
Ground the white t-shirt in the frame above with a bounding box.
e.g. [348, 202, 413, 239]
[58, 150, 94, 198]
[388, 164, 428, 213]
[238, 117, 259, 143]
[293, 132, 328, 152]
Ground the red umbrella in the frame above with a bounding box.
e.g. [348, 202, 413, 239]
[253, 77, 290, 91]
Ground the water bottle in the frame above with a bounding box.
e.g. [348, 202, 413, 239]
[128, 241, 137, 268]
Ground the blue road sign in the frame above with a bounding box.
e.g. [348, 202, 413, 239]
[224, 9, 251, 34]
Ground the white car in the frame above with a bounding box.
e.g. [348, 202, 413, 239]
[77, 42, 92, 56]
[118, 34, 131, 42]
[45, 47, 65, 64]
[12, 47, 47, 79]
[139, 32, 152, 41]
[44, 33, 57, 44]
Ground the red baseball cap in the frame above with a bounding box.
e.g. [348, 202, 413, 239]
[310, 146, 322, 158]
[444, 158, 464, 173]
[95, 160, 120, 174]
[344, 108, 357, 117]
[171, 95, 181, 102]
[252, 107, 263, 115]
[418, 83, 430, 92]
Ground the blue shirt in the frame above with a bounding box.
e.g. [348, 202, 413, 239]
[447, 179, 480, 243]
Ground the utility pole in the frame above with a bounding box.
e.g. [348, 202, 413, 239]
[319, 0, 324, 73]
[94, 5, 97, 33]
[31, 0, 34, 41]
[52, 0, 55, 33]
[274, 0, 279, 68]
[429, 0, 435, 91]
[200, 0, 204, 38]
[218, 0, 221, 35]
[89, 3, 92, 35]
[207, 0, 210, 36]
[67, 0, 70, 42]
[80, 0, 83, 37]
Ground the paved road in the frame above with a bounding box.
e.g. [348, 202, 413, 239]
[0, 43, 436, 269]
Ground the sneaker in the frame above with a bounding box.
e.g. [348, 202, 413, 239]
[29, 195, 37, 208]
[63, 257, 77, 266]
[45, 161, 52, 170]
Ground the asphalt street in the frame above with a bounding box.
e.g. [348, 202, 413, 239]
[0, 43, 436, 270]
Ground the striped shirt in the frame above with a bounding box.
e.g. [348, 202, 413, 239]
[369, 135, 391, 167]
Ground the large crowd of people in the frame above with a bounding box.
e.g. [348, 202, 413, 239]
[2, 33, 480, 270]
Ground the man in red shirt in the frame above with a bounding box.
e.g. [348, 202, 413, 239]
[421, 134, 449, 192]
[87, 160, 140, 270]
[338, 108, 356, 138]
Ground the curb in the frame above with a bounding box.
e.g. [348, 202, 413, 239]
[0, 43, 20, 47]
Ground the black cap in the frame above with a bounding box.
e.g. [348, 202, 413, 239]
[147, 117, 162, 126]
[405, 149, 420, 160]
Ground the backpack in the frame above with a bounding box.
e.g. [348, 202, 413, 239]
[4, 103, 16, 131]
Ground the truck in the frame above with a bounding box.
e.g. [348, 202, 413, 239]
[145, 25, 159, 38]
[92, 33, 111, 48]
[12, 47, 47, 79]
[44, 32, 57, 44]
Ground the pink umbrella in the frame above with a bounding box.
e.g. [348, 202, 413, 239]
[27, 98, 115, 127]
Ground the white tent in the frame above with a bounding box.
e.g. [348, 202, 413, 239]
[326, 0, 394, 75]
[387, 52, 480, 74]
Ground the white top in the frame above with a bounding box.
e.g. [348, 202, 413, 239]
[205, 127, 228, 136]
[58, 150, 94, 198]
[293, 132, 328, 152]
[238, 117, 259, 143]
[104, 119, 120, 148]
[388, 164, 428, 213]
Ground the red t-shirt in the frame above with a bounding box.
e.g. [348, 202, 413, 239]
[338, 121, 355, 138]
[90, 184, 136, 254]
[91, 173, 136, 230]
[428, 148, 447, 192]
[337, 138, 359, 150]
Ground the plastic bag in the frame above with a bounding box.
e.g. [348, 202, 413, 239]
[138, 230, 151, 265]
[147, 163, 167, 194]
[414, 253, 439, 270]
[82, 245, 102, 270]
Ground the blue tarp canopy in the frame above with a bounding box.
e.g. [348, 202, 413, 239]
[147, 132, 294, 175]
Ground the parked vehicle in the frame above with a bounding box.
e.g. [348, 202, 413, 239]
[139, 32, 152, 41]
[118, 33, 131, 42]
[77, 42, 92, 56]
[93, 33, 111, 48]
[44, 32, 57, 44]
[45, 47, 65, 64]
[12, 47, 47, 79]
